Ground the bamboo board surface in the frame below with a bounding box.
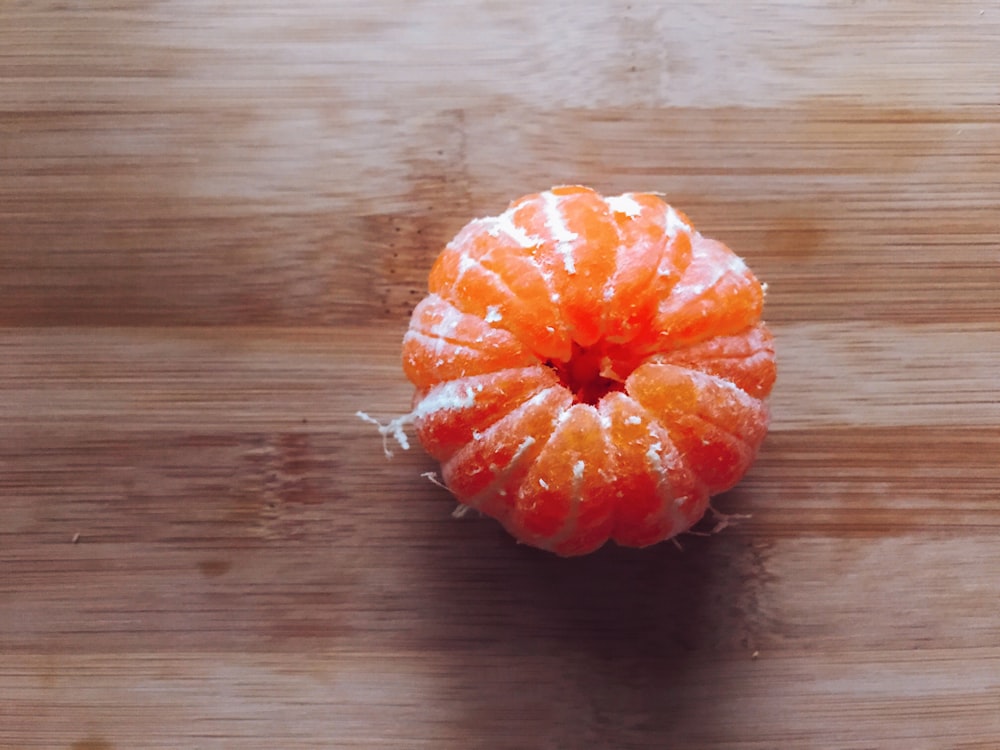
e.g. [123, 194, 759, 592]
[3, 2, 1000, 747]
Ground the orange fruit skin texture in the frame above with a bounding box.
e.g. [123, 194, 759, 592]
[401, 186, 776, 556]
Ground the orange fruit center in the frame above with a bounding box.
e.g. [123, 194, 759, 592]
[544, 343, 624, 406]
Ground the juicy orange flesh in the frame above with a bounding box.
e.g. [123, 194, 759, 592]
[508, 403, 616, 556]
[404, 187, 775, 556]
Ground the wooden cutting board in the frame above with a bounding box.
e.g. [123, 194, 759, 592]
[3, 2, 999, 747]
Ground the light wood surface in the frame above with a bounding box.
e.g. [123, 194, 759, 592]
[3, 2, 1000, 747]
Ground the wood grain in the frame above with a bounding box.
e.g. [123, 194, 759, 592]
[3, 1, 1000, 748]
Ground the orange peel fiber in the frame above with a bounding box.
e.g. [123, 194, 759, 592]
[363, 185, 775, 556]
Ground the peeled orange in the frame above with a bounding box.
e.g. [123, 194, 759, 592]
[370, 186, 775, 556]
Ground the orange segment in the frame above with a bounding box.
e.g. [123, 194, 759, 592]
[626, 363, 770, 493]
[412, 366, 559, 462]
[601, 192, 693, 345]
[441, 385, 573, 521]
[650, 323, 777, 398]
[428, 218, 572, 362]
[509, 187, 622, 349]
[402, 294, 539, 388]
[634, 234, 765, 356]
[598, 392, 708, 547]
[507, 403, 616, 556]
